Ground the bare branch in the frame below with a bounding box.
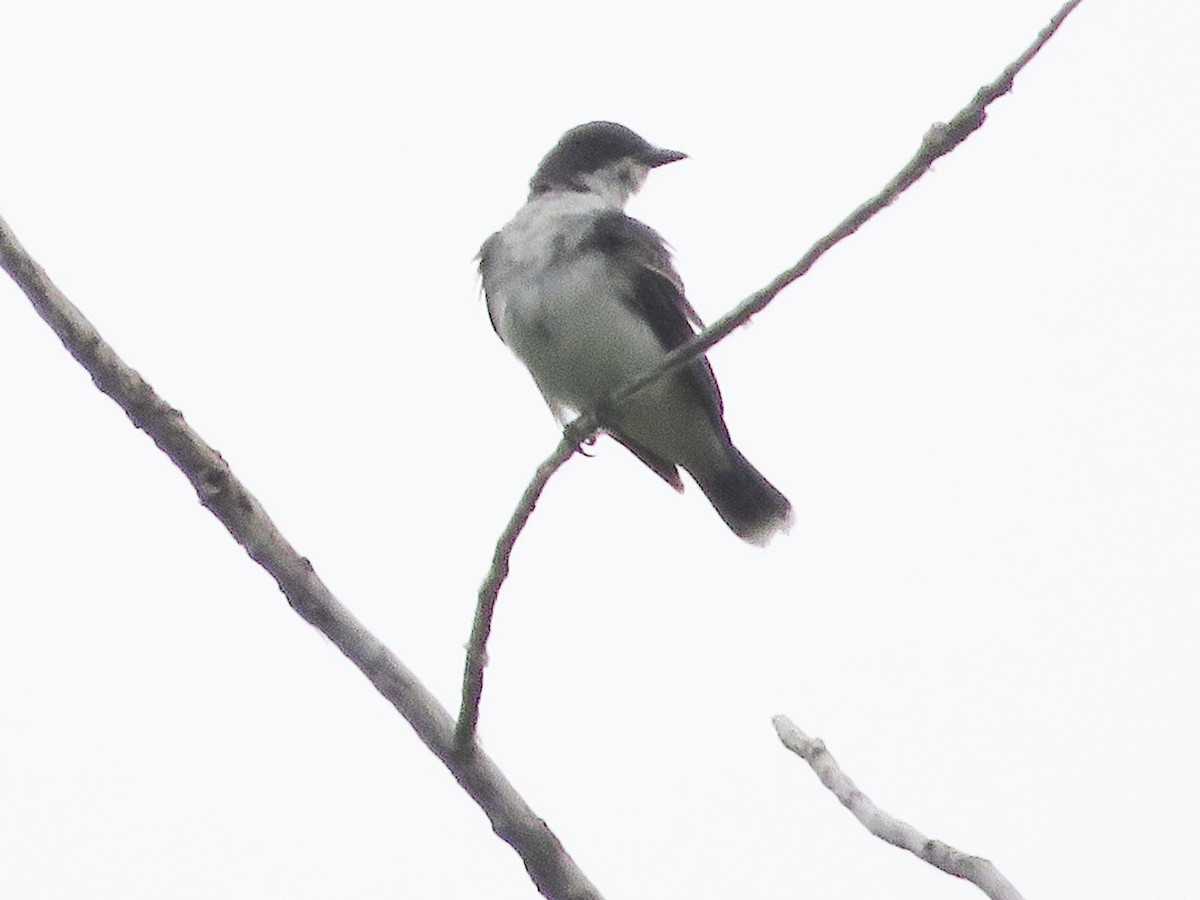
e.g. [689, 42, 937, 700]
[604, 0, 1086, 412]
[0, 214, 604, 900]
[2, 2, 1084, 890]
[773, 716, 1025, 900]
[455, 429, 582, 748]
[457, 0, 1087, 743]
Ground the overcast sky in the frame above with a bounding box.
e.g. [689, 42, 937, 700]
[2, 2, 1197, 898]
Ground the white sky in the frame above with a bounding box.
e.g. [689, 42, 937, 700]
[2, 1, 1197, 898]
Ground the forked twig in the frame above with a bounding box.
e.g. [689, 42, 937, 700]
[455, 0, 1086, 747]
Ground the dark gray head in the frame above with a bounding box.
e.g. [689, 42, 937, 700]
[529, 122, 686, 202]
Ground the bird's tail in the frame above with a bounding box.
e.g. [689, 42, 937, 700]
[691, 448, 793, 546]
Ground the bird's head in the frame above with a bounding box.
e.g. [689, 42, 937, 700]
[528, 121, 686, 207]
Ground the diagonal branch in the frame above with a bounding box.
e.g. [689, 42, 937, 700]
[454, 430, 581, 748]
[604, 0, 1086, 412]
[0, 215, 604, 900]
[456, 0, 1087, 745]
[773, 716, 1025, 900]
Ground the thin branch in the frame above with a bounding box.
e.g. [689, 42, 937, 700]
[773, 716, 1024, 900]
[454, 430, 581, 748]
[604, 0, 1086, 411]
[2, 3, 1084, 891]
[457, 0, 1087, 744]
[0, 214, 604, 900]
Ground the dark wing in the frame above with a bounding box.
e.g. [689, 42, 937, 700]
[581, 210, 704, 334]
[578, 211, 729, 490]
[580, 211, 725, 429]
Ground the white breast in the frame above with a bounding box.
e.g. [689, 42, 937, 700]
[484, 193, 669, 415]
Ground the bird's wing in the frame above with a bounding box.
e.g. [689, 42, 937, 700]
[580, 210, 725, 428]
[477, 231, 504, 335]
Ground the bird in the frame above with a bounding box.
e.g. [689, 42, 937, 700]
[478, 121, 792, 545]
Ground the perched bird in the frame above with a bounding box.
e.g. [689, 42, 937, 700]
[479, 122, 792, 545]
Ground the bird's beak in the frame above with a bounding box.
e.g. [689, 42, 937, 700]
[648, 148, 688, 167]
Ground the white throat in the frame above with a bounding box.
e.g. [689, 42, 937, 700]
[576, 159, 650, 208]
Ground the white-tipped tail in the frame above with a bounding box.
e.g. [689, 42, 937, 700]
[691, 448, 793, 546]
